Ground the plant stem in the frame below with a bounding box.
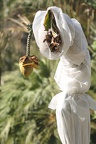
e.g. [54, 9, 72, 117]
[26, 24, 32, 56]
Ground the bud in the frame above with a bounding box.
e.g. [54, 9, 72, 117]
[19, 55, 38, 77]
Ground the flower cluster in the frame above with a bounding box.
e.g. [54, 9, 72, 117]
[43, 10, 62, 53]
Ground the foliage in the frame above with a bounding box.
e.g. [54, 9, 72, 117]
[0, 0, 96, 144]
[0, 59, 60, 144]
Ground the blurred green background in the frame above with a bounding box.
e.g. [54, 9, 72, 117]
[0, 0, 96, 144]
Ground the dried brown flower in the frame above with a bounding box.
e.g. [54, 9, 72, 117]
[19, 55, 38, 77]
[43, 10, 62, 53]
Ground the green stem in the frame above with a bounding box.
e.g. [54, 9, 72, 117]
[26, 24, 32, 56]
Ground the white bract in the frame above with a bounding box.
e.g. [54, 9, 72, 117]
[33, 6, 96, 144]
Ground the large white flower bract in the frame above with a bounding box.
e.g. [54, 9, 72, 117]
[33, 6, 96, 144]
[33, 6, 75, 60]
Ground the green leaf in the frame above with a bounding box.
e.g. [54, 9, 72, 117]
[92, 41, 96, 51]
[43, 10, 52, 31]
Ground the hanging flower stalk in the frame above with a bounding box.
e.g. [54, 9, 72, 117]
[19, 24, 38, 77]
